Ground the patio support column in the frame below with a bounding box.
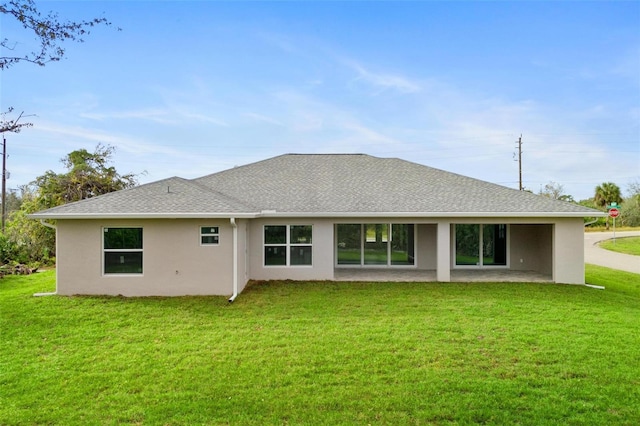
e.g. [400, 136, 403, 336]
[552, 219, 585, 284]
[437, 221, 451, 282]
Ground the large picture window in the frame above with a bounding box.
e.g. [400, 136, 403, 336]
[264, 225, 312, 266]
[103, 227, 143, 274]
[455, 224, 508, 267]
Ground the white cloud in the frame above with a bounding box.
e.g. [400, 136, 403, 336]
[243, 112, 284, 127]
[343, 59, 422, 94]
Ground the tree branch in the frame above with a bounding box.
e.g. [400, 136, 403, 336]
[0, 108, 34, 133]
[0, 0, 118, 70]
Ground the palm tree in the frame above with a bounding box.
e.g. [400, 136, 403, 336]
[594, 182, 623, 229]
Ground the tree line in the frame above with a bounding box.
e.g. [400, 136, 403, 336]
[0, 145, 138, 268]
[539, 180, 640, 229]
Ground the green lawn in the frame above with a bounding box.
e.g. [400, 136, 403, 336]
[599, 236, 640, 256]
[1, 268, 639, 425]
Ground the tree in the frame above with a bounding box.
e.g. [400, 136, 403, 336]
[3, 186, 55, 264]
[627, 179, 640, 200]
[620, 180, 640, 227]
[594, 182, 623, 229]
[33, 144, 138, 205]
[4, 145, 139, 264]
[1, 0, 117, 133]
[539, 181, 574, 202]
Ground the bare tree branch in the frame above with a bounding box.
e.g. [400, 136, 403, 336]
[0, 0, 118, 70]
[0, 108, 33, 134]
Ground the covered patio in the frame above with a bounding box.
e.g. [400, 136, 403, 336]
[334, 268, 552, 283]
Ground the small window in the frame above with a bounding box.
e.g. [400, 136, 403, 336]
[201, 226, 219, 245]
[103, 228, 143, 274]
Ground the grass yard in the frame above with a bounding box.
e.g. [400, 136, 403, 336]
[599, 236, 640, 256]
[2, 268, 640, 425]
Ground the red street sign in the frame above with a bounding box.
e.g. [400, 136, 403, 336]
[609, 208, 620, 218]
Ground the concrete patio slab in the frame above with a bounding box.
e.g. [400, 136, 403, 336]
[334, 269, 552, 283]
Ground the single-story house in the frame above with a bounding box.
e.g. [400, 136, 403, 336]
[29, 154, 605, 300]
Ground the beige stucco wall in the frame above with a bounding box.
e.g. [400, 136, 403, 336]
[416, 224, 437, 270]
[54, 215, 586, 296]
[56, 219, 236, 296]
[510, 224, 553, 275]
[552, 218, 585, 284]
[247, 218, 335, 281]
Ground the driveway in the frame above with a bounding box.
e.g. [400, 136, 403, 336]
[584, 231, 640, 274]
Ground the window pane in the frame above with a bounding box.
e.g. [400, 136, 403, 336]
[290, 246, 312, 265]
[104, 228, 142, 250]
[391, 224, 415, 265]
[483, 224, 507, 266]
[265, 246, 286, 265]
[364, 224, 388, 265]
[455, 224, 479, 266]
[264, 226, 286, 244]
[201, 226, 219, 234]
[337, 224, 361, 265]
[201, 235, 219, 245]
[104, 252, 143, 274]
[290, 225, 312, 244]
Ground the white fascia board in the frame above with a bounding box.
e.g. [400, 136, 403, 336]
[255, 211, 608, 218]
[27, 212, 259, 220]
[28, 210, 606, 220]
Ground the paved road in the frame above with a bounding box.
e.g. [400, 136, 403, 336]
[584, 231, 640, 274]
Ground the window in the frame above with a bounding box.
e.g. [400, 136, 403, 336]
[103, 228, 143, 274]
[201, 226, 219, 245]
[455, 224, 508, 267]
[336, 224, 415, 266]
[264, 225, 312, 266]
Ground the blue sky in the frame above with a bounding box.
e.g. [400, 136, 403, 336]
[1, 1, 639, 201]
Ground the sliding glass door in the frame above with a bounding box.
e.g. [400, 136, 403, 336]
[364, 224, 388, 265]
[337, 224, 415, 267]
[482, 224, 507, 266]
[455, 224, 508, 267]
[336, 224, 361, 265]
[391, 224, 415, 265]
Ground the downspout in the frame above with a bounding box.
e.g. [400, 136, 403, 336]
[228, 218, 239, 303]
[39, 219, 57, 230]
[34, 220, 57, 297]
[584, 218, 599, 227]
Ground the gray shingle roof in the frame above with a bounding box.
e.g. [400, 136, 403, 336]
[30, 154, 603, 218]
[30, 177, 256, 218]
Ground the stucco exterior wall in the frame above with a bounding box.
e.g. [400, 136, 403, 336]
[247, 218, 335, 281]
[56, 219, 235, 296]
[54, 215, 586, 295]
[553, 218, 585, 284]
[510, 224, 553, 275]
[416, 224, 437, 270]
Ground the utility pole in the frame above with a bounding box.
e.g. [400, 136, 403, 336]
[516, 134, 523, 191]
[2, 136, 6, 232]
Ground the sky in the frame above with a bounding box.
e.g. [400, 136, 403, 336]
[1, 0, 639, 201]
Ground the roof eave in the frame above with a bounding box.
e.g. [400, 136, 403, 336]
[27, 212, 260, 220]
[28, 210, 607, 220]
[257, 211, 608, 218]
